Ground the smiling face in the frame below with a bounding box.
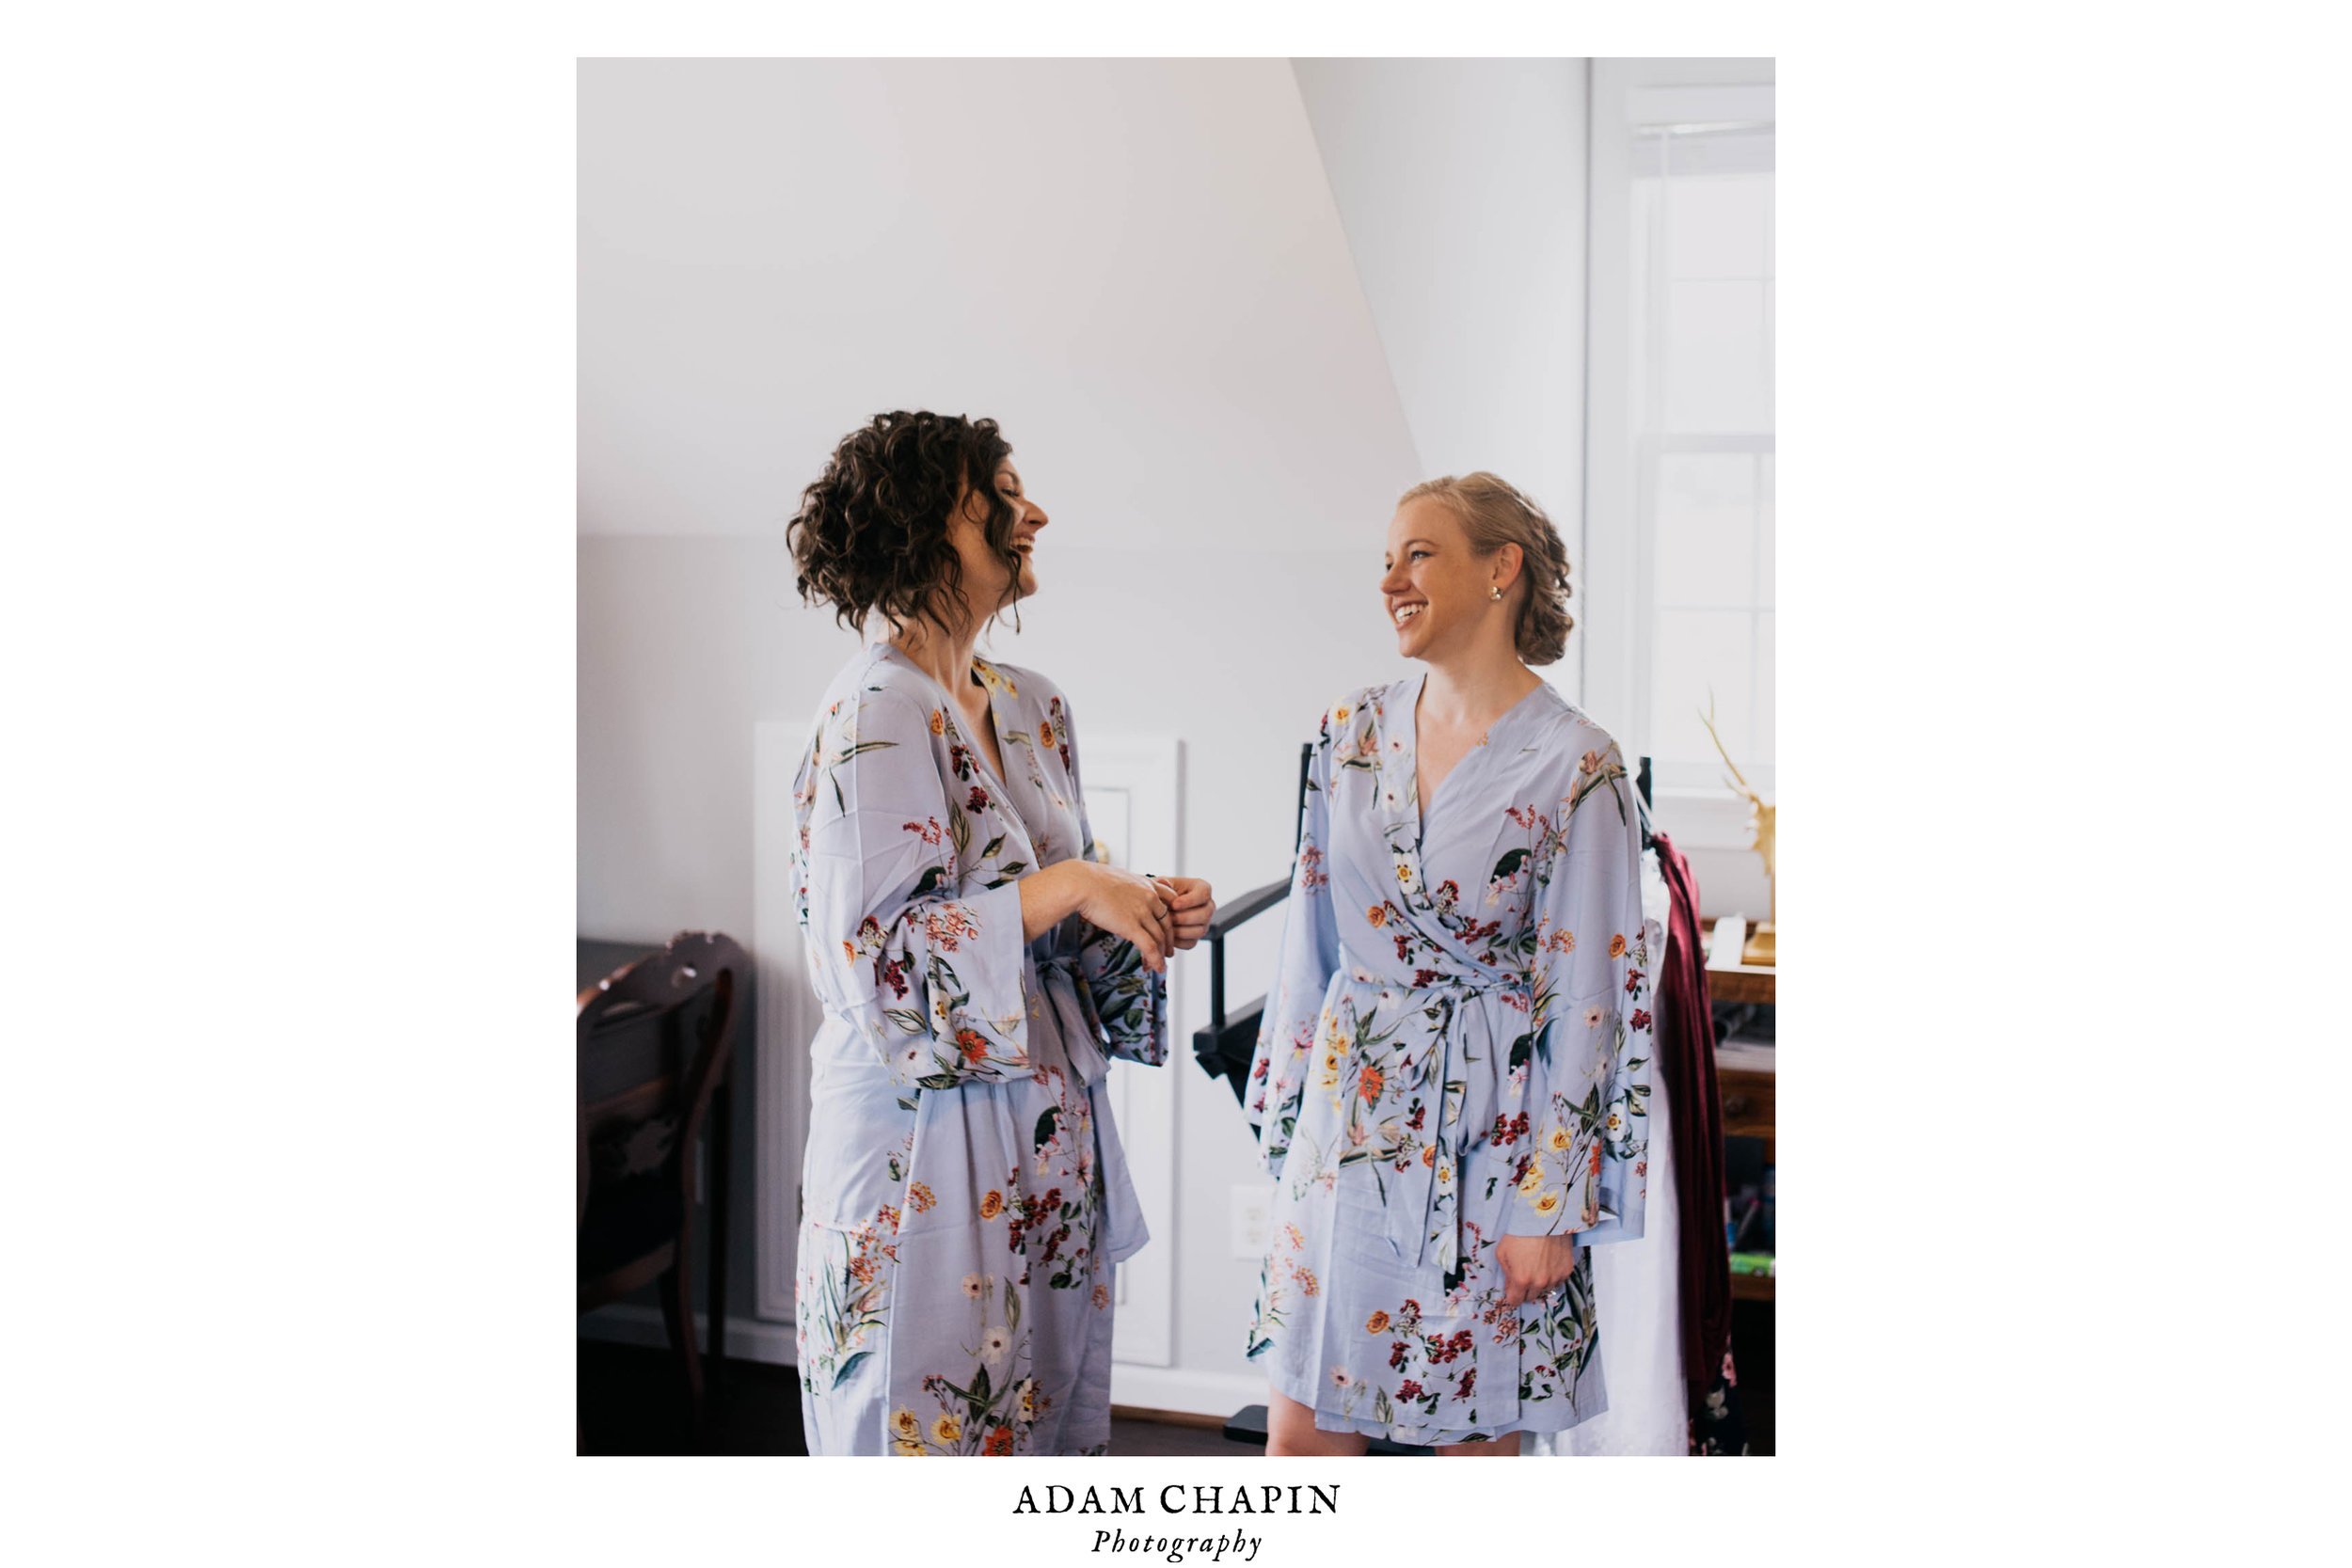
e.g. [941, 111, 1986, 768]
[1381, 495, 1519, 662]
[946, 459, 1049, 617]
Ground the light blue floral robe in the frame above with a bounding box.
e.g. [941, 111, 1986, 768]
[1245, 675, 1657, 1444]
[789, 644, 1167, 1456]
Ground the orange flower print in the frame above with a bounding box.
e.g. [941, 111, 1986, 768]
[1365, 1309, 1391, 1334]
[979, 1189, 1005, 1220]
[1092, 1283, 1111, 1309]
[1366, 904, 1389, 927]
[892, 1409, 922, 1441]
[1422, 1145, 1436, 1167]
[1038, 720, 1056, 747]
[1358, 1065, 1385, 1104]
[1608, 932, 1628, 958]
[982, 1426, 1015, 1455]
[929, 708, 946, 736]
[1590, 1144, 1604, 1177]
[956, 1028, 990, 1064]
[1548, 929, 1576, 954]
[1581, 748, 1605, 775]
[907, 1180, 936, 1213]
[842, 940, 858, 964]
[924, 903, 977, 949]
[1296, 1267, 1321, 1296]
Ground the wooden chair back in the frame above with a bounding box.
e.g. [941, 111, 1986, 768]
[576, 931, 745, 1309]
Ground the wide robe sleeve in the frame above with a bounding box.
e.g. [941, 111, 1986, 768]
[1057, 693, 1169, 1066]
[1245, 700, 1342, 1175]
[1499, 738, 1654, 1243]
[795, 684, 1031, 1092]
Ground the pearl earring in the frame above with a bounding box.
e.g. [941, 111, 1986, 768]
[1489, 584, 1503, 602]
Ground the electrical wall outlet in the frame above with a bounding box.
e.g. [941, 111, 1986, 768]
[1232, 1185, 1271, 1260]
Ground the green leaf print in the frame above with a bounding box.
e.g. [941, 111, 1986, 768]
[832, 1350, 870, 1390]
[827, 736, 899, 813]
[1567, 761, 1629, 822]
[911, 864, 949, 898]
[1034, 1106, 1060, 1154]
[1491, 847, 1529, 882]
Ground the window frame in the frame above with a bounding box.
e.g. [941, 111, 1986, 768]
[1581, 56, 1777, 831]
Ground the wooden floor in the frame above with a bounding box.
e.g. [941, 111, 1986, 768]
[577, 1340, 1248, 1456]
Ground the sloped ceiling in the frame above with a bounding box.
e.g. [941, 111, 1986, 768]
[579, 58, 1423, 550]
[1291, 57, 1588, 536]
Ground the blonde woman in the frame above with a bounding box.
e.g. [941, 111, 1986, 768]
[1245, 473, 1656, 1454]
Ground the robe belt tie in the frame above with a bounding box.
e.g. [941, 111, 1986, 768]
[1351, 968, 1530, 1279]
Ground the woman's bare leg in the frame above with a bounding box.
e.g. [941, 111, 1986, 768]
[1265, 1389, 1372, 1457]
[1435, 1432, 1523, 1456]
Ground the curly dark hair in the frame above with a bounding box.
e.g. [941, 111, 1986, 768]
[788, 410, 1021, 635]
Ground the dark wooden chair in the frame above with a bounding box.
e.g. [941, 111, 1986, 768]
[577, 930, 745, 1433]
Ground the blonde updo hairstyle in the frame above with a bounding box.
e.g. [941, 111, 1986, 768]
[1396, 471, 1574, 666]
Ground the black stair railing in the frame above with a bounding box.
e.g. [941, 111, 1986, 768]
[1191, 743, 1311, 1108]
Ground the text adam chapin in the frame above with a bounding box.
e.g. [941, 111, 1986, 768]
[1012, 1484, 1341, 1564]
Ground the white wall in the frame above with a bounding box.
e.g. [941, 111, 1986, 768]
[1290, 58, 1589, 628]
[580, 58, 1416, 550]
[579, 56, 1620, 1403]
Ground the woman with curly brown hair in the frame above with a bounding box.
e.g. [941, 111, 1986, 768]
[785, 410, 1214, 1456]
[1243, 472, 1658, 1454]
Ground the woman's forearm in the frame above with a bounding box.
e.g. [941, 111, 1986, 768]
[1018, 860, 1092, 942]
